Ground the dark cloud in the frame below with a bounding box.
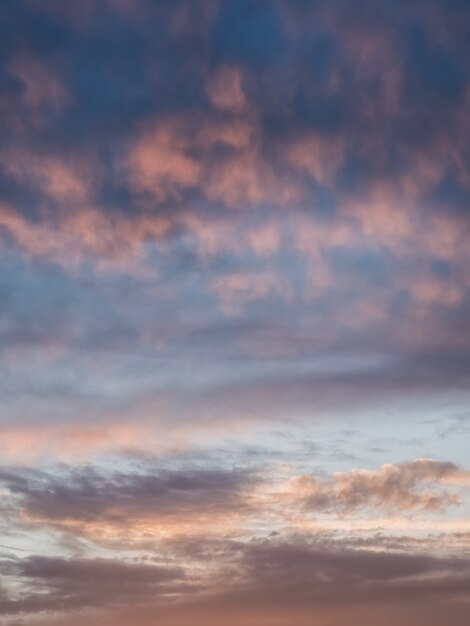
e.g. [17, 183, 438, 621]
[2, 534, 469, 620]
[0, 0, 468, 219]
[237, 537, 470, 597]
[0, 464, 257, 526]
[0, 555, 185, 615]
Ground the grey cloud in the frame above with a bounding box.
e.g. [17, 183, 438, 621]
[0, 464, 257, 525]
[1, 555, 186, 616]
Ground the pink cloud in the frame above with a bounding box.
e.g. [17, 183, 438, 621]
[125, 119, 200, 201]
[207, 66, 247, 112]
[288, 459, 470, 513]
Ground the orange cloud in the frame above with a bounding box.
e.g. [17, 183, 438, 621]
[288, 459, 470, 513]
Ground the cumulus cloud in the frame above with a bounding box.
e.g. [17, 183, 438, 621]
[289, 459, 470, 513]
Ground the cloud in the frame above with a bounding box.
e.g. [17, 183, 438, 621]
[0, 3, 469, 623]
[1, 555, 185, 615]
[1, 458, 468, 547]
[125, 119, 201, 202]
[2, 535, 469, 623]
[207, 66, 247, 112]
[7, 53, 69, 115]
[236, 536, 470, 595]
[289, 459, 470, 513]
[0, 464, 258, 539]
[0, 456, 469, 623]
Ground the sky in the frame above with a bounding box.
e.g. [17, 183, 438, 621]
[0, 1, 470, 624]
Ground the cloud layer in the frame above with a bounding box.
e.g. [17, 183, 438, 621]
[0, 1, 469, 624]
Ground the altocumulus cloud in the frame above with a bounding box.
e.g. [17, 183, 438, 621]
[0, 1, 469, 625]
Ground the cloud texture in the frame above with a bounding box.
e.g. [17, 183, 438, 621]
[0, 1, 469, 624]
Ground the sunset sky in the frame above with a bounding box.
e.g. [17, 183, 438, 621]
[0, 1, 470, 625]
